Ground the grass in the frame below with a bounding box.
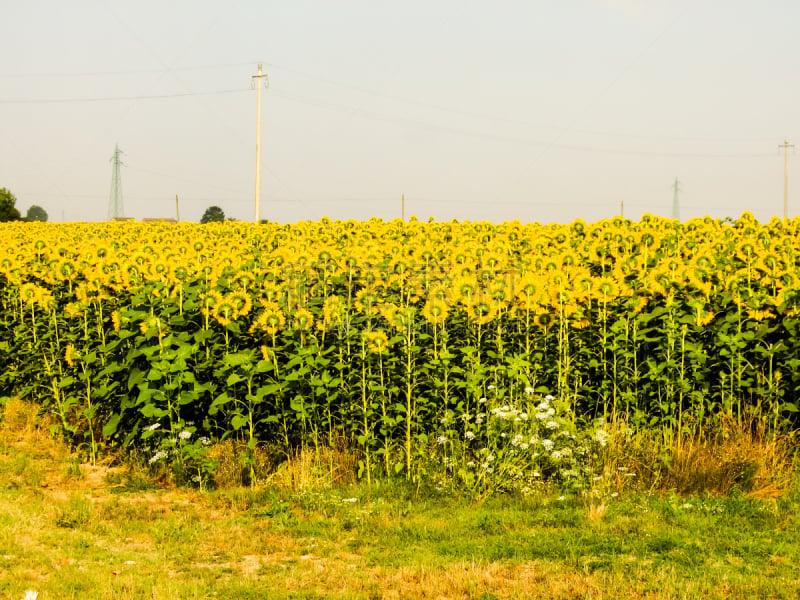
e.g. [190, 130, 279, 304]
[1, 398, 800, 599]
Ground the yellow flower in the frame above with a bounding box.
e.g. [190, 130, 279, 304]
[422, 299, 449, 326]
[250, 302, 285, 336]
[65, 344, 78, 368]
[292, 307, 314, 332]
[321, 295, 346, 331]
[354, 288, 379, 315]
[225, 290, 253, 319]
[364, 329, 390, 355]
[212, 300, 237, 326]
[260, 345, 271, 362]
[18, 283, 40, 305]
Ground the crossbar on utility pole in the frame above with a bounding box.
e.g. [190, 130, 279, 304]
[253, 64, 269, 223]
[780, 140, 795, 219]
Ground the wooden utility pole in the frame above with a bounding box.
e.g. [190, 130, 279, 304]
[253, 64, 269, 223]
[175, 194, 180, 223]
[780, 140, 795, 219]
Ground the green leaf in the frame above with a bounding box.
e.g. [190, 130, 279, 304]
[102, 414, 121, 437]
[231, 414, 248, 430]
[226, 373, 244, 386]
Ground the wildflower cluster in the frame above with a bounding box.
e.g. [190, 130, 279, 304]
[434, 388, 609, 497]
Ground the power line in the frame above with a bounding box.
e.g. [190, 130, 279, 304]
[0, 61, 256, 78]
[269, 90, 777, 159]
[0, 88, 250, 104]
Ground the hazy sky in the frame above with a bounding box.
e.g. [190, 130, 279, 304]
[2, 1, 799, 224]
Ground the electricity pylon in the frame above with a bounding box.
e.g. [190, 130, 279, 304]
[108, 144, 124, 220]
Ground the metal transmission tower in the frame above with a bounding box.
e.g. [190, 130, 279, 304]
[672, 177, 681, 221]
[108, 144, 125, 220]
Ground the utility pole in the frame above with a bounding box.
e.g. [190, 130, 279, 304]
[402, 194, 405, 221]
[175, 194, 180, 223]
[779, 140, 794, 219]
[620, 200, 624, 218]
[252, 64, 269, 223]
[672, 177, 681, 221]
[108, 144, 124, 220]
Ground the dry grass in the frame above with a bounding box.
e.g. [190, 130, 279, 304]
[269, 443, 359, 492]
[605, 415, 797, 497]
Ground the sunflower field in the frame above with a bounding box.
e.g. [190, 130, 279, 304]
[1, 213, 799, 490]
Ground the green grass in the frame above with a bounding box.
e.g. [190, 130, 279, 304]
[1, 399, 800, 599]
[3, 468, 800, 599]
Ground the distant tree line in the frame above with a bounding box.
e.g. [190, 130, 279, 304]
[0, 187, 48, 222]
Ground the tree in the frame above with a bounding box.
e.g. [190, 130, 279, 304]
[0, 188, 21, 222]
[200, 205, 225, 224]
[25, 205, 48, 222]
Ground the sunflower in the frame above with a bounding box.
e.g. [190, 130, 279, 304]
[355, 288, 379, 315]
[250, 302, 285, 336]
[321, 295, 346, 331]
[211, 300, 237, 327]
[422, 298, 449, 326]
[291, 307, 315, 332]
[467, 299, 497, 325]
[363, 329, 390, 355]
[225, 290, 253, 319]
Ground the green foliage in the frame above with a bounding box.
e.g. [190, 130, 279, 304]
[200, 205, 225, 223]
[1, 215, 800, 498]
[25, 205, 48, 222]
[0, 187, 21, 222]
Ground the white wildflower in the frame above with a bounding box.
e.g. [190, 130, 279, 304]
[478, 397, 487, 404]
[148, 450, 168, 465]
[342, 498, 358, 503]
[465, 431, 475, 441]
[524, 386, 534, 395]
[594, 429, 610, 447]
[545, 420, 560, 430]
[145, 423, 161, 432]
[436, 435, 448, 445]
[541, 439, 554, 451]
[178, 430, 192, 440]
[511, 434, 524, 447]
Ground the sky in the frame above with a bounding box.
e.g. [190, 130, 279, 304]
[2, 0, 799, 224]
